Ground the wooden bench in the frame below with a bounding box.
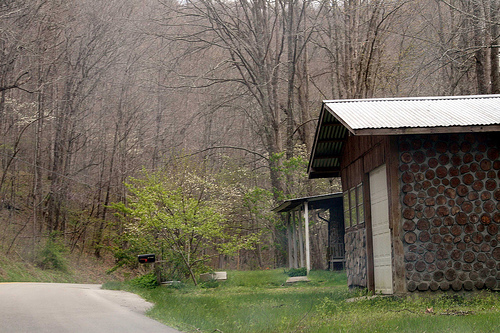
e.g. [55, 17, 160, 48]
[329, 242, 346, 270]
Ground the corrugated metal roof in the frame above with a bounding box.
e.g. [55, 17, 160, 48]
[308, 94, 500, 179]
[324, 94, 500, 135]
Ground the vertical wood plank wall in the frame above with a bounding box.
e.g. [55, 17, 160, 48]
[340, 135, 393, 290]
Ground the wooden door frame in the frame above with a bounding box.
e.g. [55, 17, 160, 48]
[363, 171, 375, 292]
[387, 136, 405, 294]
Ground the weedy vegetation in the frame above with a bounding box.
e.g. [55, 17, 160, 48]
[103, 269, 500, 333]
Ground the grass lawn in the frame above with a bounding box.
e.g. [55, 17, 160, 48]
[0, 255, 125, 284]
[104, 269, 500, 333]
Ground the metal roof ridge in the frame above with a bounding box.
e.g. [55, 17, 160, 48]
[322, 94, 500, 104]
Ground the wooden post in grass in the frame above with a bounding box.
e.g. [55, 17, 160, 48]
[287, 212, 293, 269]
[298, 207, 305, 268]
[304, 201, 310, 274]
[154, 262, 162, 285]
[292, 211, 298, 268]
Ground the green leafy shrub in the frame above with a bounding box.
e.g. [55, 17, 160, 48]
[200, 278, 220, 289]
[285, 267, 307, 277]
[111, 168, 259, 286]
[129, 272, 158, 289]
[36, 233, 68, 272]
[165, 281, 185, 290]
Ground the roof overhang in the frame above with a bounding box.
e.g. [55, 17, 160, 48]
[307, 104, 348, 179]
[308, 94, 500, 179]
[272, 192, 343, 213]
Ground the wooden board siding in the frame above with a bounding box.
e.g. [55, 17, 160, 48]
[342, 159, 364, 189]
[340, 135, 395, 291]
[341, 135, 387, 189]
[388, 136, 405, 294]
[363, 172, 375, 291]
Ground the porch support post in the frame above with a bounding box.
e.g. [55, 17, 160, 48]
[304, 201, 311, 274]
[298, 207, 305, 268]
[287, 212, 293, 269]
[292, 210, 298, 268]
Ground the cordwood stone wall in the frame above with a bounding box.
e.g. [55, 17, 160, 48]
[399, 133, 500, 292]
[345, 228, 367, 288]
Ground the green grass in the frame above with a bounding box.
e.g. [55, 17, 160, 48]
[0, 258, 77, 283]
[103, 269, 500, 332]
[0, 254, 121, 284]
[314, 292, 500, 333]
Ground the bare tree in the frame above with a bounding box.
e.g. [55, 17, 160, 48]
[312, 0, 412, 99]
[490, 0, 500, 93]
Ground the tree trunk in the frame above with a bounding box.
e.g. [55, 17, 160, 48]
[490, 0, 500, 93]
[472, 0, 488, 94]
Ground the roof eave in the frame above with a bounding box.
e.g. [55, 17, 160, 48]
[350, 124, 500, 136]
[272, 192, 343, 213]
[308, 170, 341, 179]
[323, 103, 357, 135]
[307, 104, 328, 176]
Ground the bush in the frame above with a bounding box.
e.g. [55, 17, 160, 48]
[285, 267, 307, 277]
[165, 280, 185, 290]
[36, 233, 68, 272]
[129, 272, 158, 289]
[200, 278, 220, 289]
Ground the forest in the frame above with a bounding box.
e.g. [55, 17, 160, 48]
[1, 0, 499, 277]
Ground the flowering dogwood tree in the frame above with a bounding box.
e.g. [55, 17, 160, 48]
[113, 168, 257, 285]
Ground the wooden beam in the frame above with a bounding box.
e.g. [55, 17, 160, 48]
[352, 125, 500, 136]
[308, 167, 341, 178]
[387, 136, 405, 294]
[313, 154, 342, 160]
[363, 172, 375, 292]
[321, 123, 344, 127]
[308, 172, 341, 179]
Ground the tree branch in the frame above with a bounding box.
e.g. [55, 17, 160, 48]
[178, 146, 269, 161]
[0, 71, 32, 93]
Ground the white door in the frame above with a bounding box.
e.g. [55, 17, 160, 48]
[369, 164, 393, 294]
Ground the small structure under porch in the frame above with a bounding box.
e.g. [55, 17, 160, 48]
[273, 192, 345, 272]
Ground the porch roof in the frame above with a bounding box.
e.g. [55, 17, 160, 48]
[272, 192, 342, 213]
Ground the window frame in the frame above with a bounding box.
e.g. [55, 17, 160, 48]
[344, 183, 364, 230]
[343, 191, 351, 229]
[357, 183, 364, 224]
[350, 187, 358, 226]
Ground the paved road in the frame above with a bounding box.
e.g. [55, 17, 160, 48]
[0, 283, 182, 333]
